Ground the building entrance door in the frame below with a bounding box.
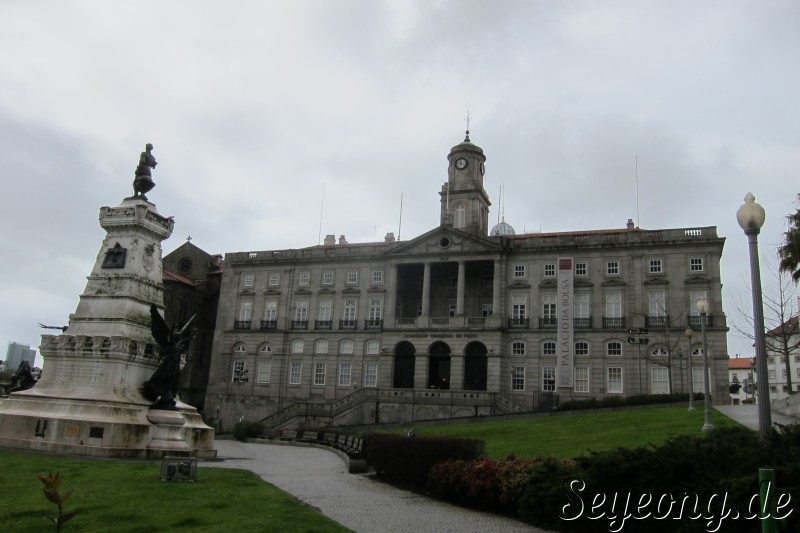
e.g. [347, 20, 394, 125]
[463, 342, 488, 391]
[428, 342, 451, 389]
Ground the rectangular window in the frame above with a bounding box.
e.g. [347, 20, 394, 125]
[512, 295, 527, 320]
[606, 261, 620, 276]
[257, 360, 270, 383]
[692, 367, 704, 393]
[542, 366, 556, 392]
[484, 276, 493, 288]
[575, 262, 587, 276]
[347, 271, 359, 284]
[649, 258, 663, 274]
[543, 263, 556, 277]
[575, 367, 589, 393]
[243, 273, 255, 287]
[322, 271, 334, 285]
[651, 367, 669, 394]
[366, 340, 380, 355]
[649, 291, 666, 317]
[512, 341, 526, 355]
[264, 300, 277, 321]
[314, 363, 326, 385]
[575, 293, 590, 319]
[318, 300, 332, 321]
[344, 299, 357, 321]
[448, 303, 457, 317]
[482, 303, 493, 317]
[689, 290, 708, 316]
[339, 363, 352, 386]
[232, 360, 245, 382]
[769, 370, 776, 379]
[289, 362, 302, 384]
[295, 301, 308, 321]
[690, 257, 704, 272]
[299, 272, 310, 285]
[268, 273, 280, 286]
[372, 270, 384, 284]
[365, 362, 378, 387]
[239, 302, 253, 321]
[290, 339, 304, 354]
[368, 298, 383, 321]
[450, 277, 458, 289]
[605, 292, 622, 318]
[511, 366, 525, 391]
[542, 341, 556, 356]
[575, 342, 589, 356]
[607, 367, 623, 393]
[542, 294, 556, 319]
[514, 264, 526, 278]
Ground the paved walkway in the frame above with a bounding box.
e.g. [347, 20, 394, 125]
[203, 440, 544, 533]
[715, 403, 798, 431]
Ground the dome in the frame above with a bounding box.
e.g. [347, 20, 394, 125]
[490, 219, 515, 236]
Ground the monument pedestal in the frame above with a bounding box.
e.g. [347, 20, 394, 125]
[0, 196, 215, 458]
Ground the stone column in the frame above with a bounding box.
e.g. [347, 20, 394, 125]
[492, 260, 502, 316]
[456, 261, 466, 316]
[385, 263, 397, 325]
[421, 262, 431, 318]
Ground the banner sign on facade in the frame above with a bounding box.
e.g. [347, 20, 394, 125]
[557, 257, 573, 388]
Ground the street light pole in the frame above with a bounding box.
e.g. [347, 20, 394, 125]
[697, 300, 714, 433]
[685, 327, 695, 411]
[736, 192, 772, 439]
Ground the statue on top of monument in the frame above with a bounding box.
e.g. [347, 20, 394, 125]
[132, 143, 157, 200]
[143, 304, 195, 410]
[1, 360, 37, 397]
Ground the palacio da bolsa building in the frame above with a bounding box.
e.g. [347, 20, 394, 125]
[201, 132, 729, 432]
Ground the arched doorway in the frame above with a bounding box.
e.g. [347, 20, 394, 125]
[463, 342, 488, 391]
[393, 341, 415, 388]
[428, 342, 451, 389]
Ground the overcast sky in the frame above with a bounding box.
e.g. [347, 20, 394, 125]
[2, 0, 798, 367]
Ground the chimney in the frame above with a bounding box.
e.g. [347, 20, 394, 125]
[338, 235, 348, 244]
[384, 232, 396, 242]
[323, 234, 335, 246]
[626, 218, 635, 229]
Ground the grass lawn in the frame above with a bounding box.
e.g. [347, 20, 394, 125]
[408, 406, 742, 459]
[0, 450, 350, 533]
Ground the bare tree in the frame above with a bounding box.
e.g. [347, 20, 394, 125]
[733, 269, 800, 395]
[638, 313, 692, 395]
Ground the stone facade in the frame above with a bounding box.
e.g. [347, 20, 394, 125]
[204, 136, 729, 431]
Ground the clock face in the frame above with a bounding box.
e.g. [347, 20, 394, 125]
[455, 158, 468, 170]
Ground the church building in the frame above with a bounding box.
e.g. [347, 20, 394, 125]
[204, 133, 728, 431]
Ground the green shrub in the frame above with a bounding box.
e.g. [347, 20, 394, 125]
[559, 392, 703, 411]
[232, 420, 265, 442]
[363, 434, 484, 487]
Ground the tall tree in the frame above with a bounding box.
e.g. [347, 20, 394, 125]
[733, 269, 800, 395]
[779, 194, 800, 282]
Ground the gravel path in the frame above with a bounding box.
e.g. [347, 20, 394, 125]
[203, 440, 545, 533]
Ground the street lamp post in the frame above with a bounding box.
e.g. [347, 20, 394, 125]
[685, 327, 695, 411]
[697, 300, 714, 433]
[736, 192, 772, 439]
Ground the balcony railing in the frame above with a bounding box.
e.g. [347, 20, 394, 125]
[364, 319, 383, 330]
[260, 319, 277, 330]
[574, 317, 592, 329]
[509, 318, 530, 329]
[431, 318, 451, 326]
[603, 316, 625, 329]
[645, 315, 669, 328]
[339, 319, 358, 330]
[538, 317, 557, 328]
[234, 320, 251, 330]
[687, 315, 714, 328]
[290, 320, 308, 330]
[314, 320, 332, 330]
[396, 318, 416, 326]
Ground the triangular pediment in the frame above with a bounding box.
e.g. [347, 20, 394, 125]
[685, 275, 711, 285]
[264, 288, 281, 295]
[644, 277, 669, 285]
[342, 287, 361, 294]
[574, 279, 594, 288]
[601, 278, 626, 287]
[239, 289, 256, 296]
[387, 226, 503, 258]
[367, 286, 387, 293]
[318, 287, 336, 295]
[510, 280, 532, 289]
[538, 279, 557, 289]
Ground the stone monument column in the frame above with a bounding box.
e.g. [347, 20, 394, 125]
[0, 145, 215, 458]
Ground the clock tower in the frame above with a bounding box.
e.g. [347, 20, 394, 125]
[440, 130, 491, 236]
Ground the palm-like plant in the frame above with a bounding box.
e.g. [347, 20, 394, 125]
[37, 471, 77, 532]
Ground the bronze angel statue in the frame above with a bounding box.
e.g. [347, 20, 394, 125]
[143, 304, 195, 410]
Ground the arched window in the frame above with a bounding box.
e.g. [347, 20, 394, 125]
[512, 341, 526, 356]
[542, 341, 556, 356]
[575, 342, 589, 356]
[454, 203, 466, 228]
